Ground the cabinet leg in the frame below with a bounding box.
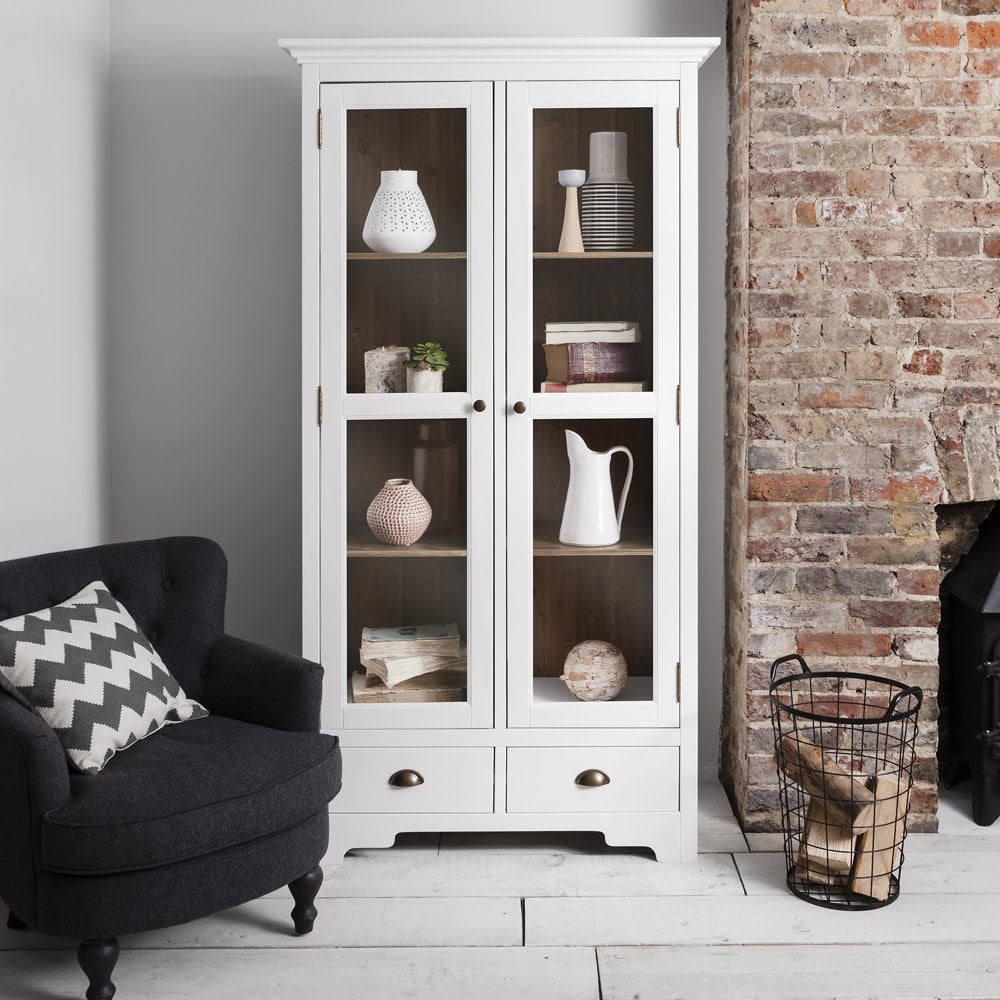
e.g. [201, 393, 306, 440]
[601, 818, 681, 863]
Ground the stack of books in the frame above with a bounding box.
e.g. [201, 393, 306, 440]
[541, 321, 646, 393]
[352, 622, 467, 703]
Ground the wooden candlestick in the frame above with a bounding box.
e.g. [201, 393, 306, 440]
[558, 169, 585, 253]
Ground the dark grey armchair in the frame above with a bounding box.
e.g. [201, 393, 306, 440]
[0, 537, 341, 999]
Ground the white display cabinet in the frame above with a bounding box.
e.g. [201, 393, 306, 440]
[281, 37, 719, 861]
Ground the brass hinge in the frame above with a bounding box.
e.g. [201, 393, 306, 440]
[317, 108, 323, 149]
[676, 107, 680, 147]
[676, 661, 682, 703]
[317, 386, 324, 426]
[675, 385, 681, 425]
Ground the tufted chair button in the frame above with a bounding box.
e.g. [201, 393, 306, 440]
[200, 666, 210, 678]
[162, 580, 172, 590]
[148, 629, 159, 641]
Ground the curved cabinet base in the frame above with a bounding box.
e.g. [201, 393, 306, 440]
[326, 811, 682, 864]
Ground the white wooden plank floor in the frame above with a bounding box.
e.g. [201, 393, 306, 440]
[2, 780, 998, 1000]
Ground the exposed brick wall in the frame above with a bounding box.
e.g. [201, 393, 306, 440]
[723, 0, 1000, 832]
[721, 0, 753, 818]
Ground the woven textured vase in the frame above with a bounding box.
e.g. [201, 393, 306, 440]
[366, 478, 433, 546]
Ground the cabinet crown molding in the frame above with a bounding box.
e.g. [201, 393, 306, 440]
[279, 36, 720, 71]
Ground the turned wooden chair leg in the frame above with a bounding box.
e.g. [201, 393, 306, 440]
[6, 910, 27, 930]
[288, 865, 323, 934]
[78, 938, 119, 1000]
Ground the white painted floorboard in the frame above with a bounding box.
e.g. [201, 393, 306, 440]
[3, 778, 1000, 1000]
[597, 943, 1000, 1000]
[1, 897, 522, 951]
[268, 852, 744, 899]
[737, 847, 1000, 896]
[0, 947, 600, 1000]
[526, 892, 1000, 947]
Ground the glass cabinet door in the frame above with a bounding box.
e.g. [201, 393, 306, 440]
[318, 82, 494, 731]
[505, 80, 681, 729]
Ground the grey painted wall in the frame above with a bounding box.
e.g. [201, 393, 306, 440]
[0, 0, 109, 560]
[105, 1, 727, 766]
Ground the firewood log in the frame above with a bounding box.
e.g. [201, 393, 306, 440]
[794, 857, 840, 886]
[850, 772, 910, 901]
[795, 797, 857, 883]
[779, 735, 876, 833]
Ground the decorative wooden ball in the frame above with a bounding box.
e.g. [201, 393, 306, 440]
[560, 640, 628, 701]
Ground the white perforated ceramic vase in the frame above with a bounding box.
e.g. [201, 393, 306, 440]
[362, 170, 436, 253]
[366, 478, 432, 546]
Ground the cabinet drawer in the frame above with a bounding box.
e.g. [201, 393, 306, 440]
[506, 747, 679, 813]
[334, 747, 494, 814]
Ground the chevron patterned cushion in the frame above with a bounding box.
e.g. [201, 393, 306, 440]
[0, 581, 207, 774]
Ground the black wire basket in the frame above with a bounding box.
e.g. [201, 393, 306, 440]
[770, 654, 923, 910]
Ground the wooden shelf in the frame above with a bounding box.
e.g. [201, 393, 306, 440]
[533, 251, 652, 260]
[347, 252, 466, 261]
[347, 524, 467, 557]
[533, 522, 653, 556]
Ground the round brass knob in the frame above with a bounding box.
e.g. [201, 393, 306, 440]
[473, 399, 487, 412]
[575, 769, 611, 787]
[388, 769, 425, 788]
[512, 401, 527, 414]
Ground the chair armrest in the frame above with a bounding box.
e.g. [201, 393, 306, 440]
[0, 694, 72, 923]
[202, 634, 324, 732]
[0, 694, 72, 813]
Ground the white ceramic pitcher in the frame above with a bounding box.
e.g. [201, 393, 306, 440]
[558, 430, 634, 546]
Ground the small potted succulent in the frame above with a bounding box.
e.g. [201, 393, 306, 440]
[406, 341, 449, 393]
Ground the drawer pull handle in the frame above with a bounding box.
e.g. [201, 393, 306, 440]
[388, 769, 425, 788]
[575, 769, 611, 787]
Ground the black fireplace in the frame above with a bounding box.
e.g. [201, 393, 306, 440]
[942, 506, 1000, 826]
